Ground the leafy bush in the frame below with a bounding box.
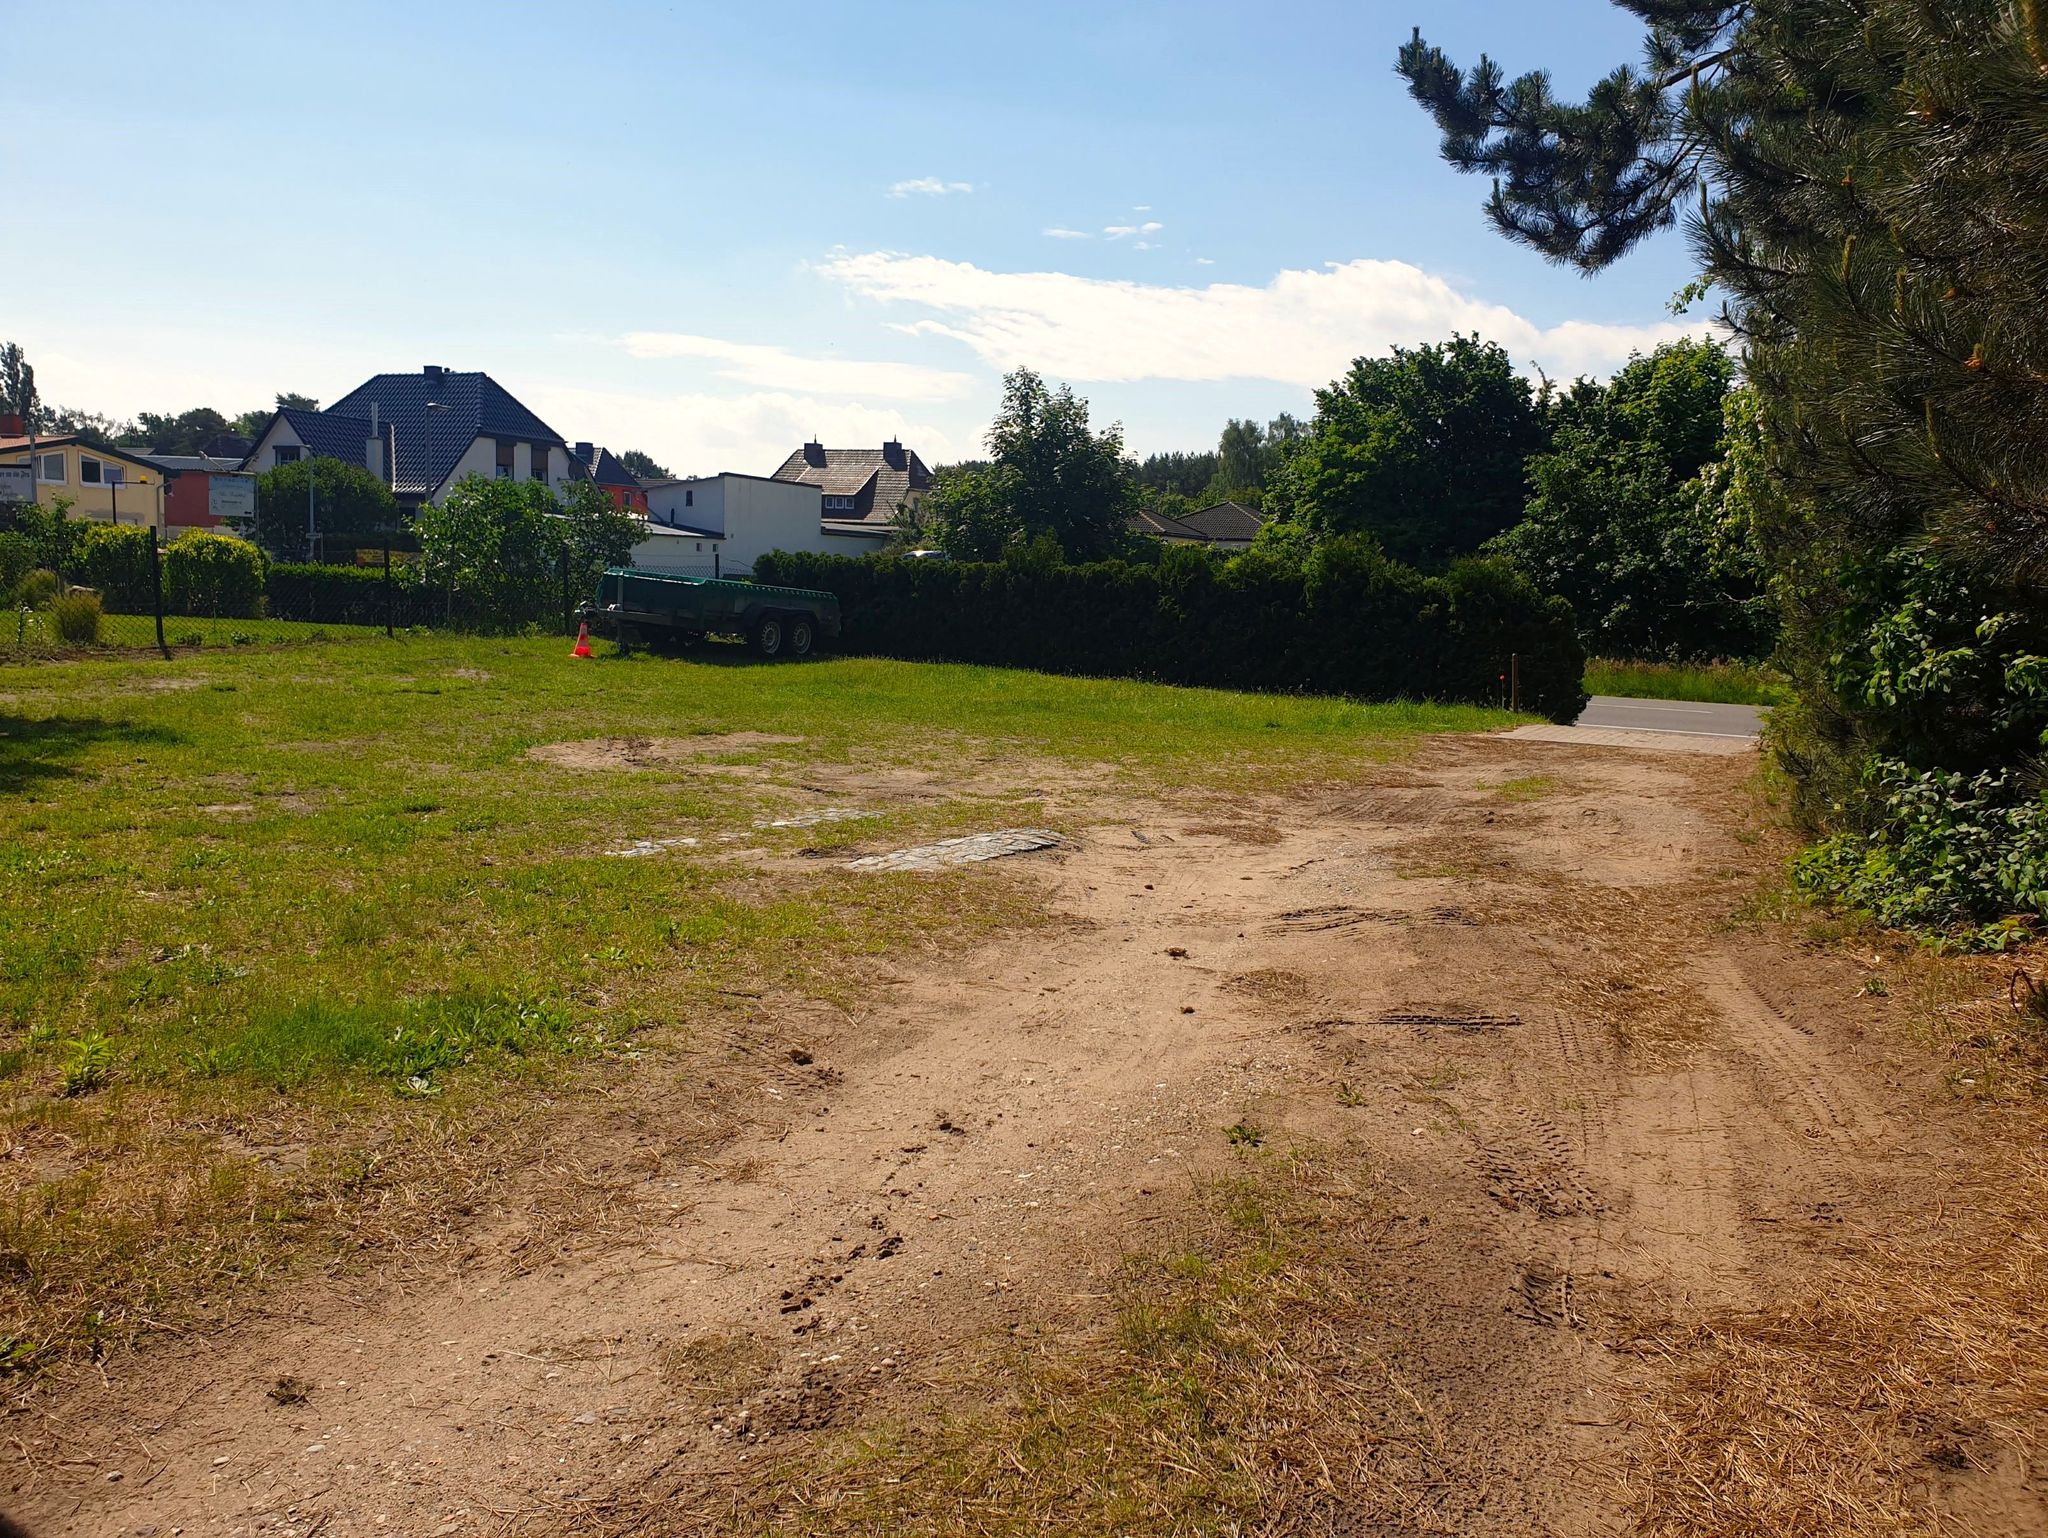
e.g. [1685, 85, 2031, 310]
[50, 591, 102, 645]
[163, 531, 268, 618]
[252, 457, 398, 559]
[1793, 762, 2048, 935]
[415, 477, 639, 632]
[0, 532, 36, 597]
[9, 568, 60, 609]
[70, 524, 155, 612]
[754, 539, 1587, 721]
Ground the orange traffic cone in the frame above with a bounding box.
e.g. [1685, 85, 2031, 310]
[571, 621, 593, 659]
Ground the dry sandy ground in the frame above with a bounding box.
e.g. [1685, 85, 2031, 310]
[9, 730, 2044, 1536]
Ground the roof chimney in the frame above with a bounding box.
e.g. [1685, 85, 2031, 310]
[802, 440, 826, 467]
[0, 413, 22, 438]
[882, 438, 906, 469]
[574, 440, 593, 462]
[423, 364, 445, 381]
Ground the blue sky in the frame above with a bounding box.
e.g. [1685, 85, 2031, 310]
[6, 1, 1703, 473]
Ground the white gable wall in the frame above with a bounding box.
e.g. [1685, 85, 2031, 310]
[641, 474, 831, 576]
[245, 418, 308, 472]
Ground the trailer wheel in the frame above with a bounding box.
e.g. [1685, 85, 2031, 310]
[787, 616, 815, 657]
[752, 616, 785, 658]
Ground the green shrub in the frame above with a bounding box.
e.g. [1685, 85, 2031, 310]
[70, 524, 155, 612]
[164, 531, 268, 618]
[50, 591, 103, 645]
[0, 532, 36, 596]
[753, 541, 1587, 721]
[1794, 761, 2048, 935]
[9, 568, 61, 609]
[267, 561, 429, 627]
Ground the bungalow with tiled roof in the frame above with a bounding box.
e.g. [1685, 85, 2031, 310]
[1129, 499, 1265, 552]
[768, 439, 933, 535]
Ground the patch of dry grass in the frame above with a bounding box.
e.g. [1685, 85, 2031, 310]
[1614, 1153, 2048, 1537]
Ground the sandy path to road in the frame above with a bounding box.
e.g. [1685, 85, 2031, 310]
[14, 732, 2041, 1536]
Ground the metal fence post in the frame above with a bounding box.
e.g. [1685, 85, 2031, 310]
[384, 542, 395, 638]
[1510, 652, 1521, 713]
[560, 543, 571, 636]
[149, 526, 169, 659]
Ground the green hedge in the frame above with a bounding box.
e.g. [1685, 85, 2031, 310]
[164, 532, 268, 619]
[266, 562, 439, 627]
[753, 540, 1587, 721]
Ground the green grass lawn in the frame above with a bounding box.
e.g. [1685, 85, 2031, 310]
[4, 612, 394, 656]
[1586, 656, 1789, 707]
[0, 635, 1521, 1364]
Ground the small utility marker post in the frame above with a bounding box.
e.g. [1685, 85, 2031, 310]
[383, 542, 395, 638]
[1510, 653, 1521, 713]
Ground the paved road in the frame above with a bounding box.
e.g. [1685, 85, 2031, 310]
[1573, 695, 1765, 739]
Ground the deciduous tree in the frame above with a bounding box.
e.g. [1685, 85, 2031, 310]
[1273, 335, 1542, 568]
[926, 369, 1137, 561]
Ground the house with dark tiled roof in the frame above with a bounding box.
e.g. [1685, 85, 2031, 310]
[1128, 507, 1206, 544]
[1129, 499, 1265, 551]
[239, 366, 577, 508]
[768, 439, 933, 535]
[574, 441, 648, 515]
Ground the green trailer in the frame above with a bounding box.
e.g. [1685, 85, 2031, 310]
[581, 566, 842, 659]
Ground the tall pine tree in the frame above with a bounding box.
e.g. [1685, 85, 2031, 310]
[1401, 2, 2048, 925]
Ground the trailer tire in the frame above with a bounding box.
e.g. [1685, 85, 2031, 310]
[787, 616, 815, 657]
[752, 616, 785, 659]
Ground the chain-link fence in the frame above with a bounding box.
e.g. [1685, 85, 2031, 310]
[2, 518, 588, 658]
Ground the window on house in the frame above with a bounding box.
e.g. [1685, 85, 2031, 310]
[684, 488, 694, 507]
[79, 456, 104, 484]
[530, 446, 549, 482]
[105, 465, 125, 485]
[496, 441, 515, 480]
[274, 445, 302, 465]
[37, 452, 64, 483]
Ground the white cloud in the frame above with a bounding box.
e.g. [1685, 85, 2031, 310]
[1042, 226, 1092, 240]
[817, 251, 1692, 385]
[1194, 257, 1215, 265]
[1104, 221, 1164, 240]
[618, 331, 973, 402]
[888, 177, 974, 198]
[525, 383, 973, 483]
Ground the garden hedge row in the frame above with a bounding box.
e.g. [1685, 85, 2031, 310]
[266, 562, 442, 627]
[753, 541, 1587, 721]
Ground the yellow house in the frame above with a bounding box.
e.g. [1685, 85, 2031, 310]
[0, 433, 167, 529]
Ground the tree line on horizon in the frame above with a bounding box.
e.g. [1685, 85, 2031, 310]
[913, 328, 1766, 668]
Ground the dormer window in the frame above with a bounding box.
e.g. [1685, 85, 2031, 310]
[823, 494, 856, 513]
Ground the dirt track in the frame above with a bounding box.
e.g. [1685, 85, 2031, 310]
[13, 730, 2043, 1536]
